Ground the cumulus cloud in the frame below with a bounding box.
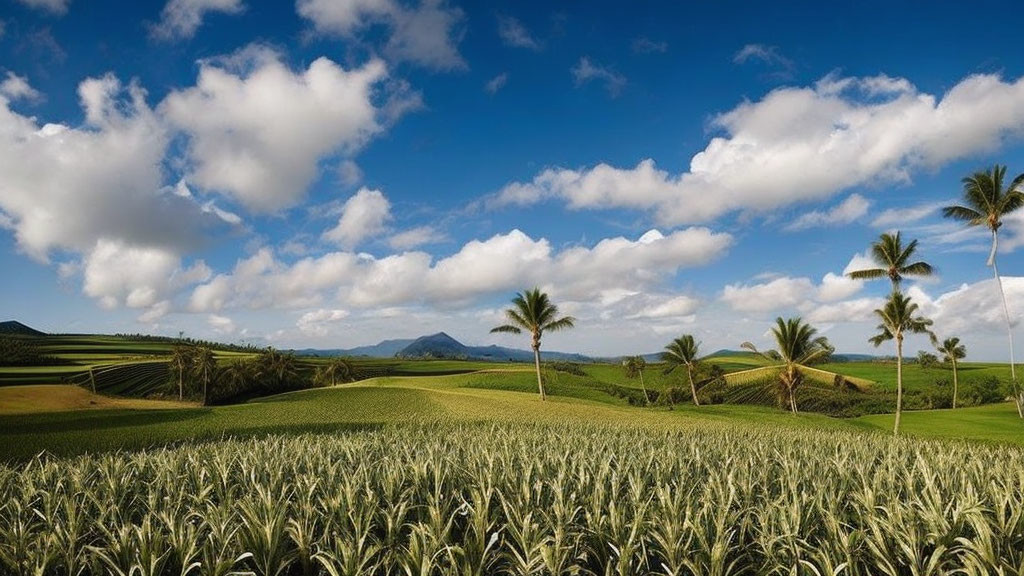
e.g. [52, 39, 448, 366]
[323, 188, 392, 248]
[152, 0, 245, 41]
[14, 0, 69, 15]
[389, 225, 446, 250]
[721, 277, 815, 313]
[297, 308, 349, 335]
[805, 297, 885, 324]
[0, 73, 223, 262]
[909, 279, 1024, 335]
[571, 57, 626, 97]
[82, 239, 210, 318]
[485, 72, 508, 95]
[162, 46, 414, 212]
[817, 271, 863, 302]
[497, 16, 540, 50]
[489, 73, 1024, 228]
[785, 193, 870, 231]
[190, 227, 732, 312]
[208, 313, 236, 334]
[0, 72, 41, 102]
[297, 0, 466, 71]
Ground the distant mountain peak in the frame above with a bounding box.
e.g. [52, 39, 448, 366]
[0, 321, 45, 336]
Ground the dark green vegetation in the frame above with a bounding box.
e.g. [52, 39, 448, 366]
[3, 423, 1023, 575]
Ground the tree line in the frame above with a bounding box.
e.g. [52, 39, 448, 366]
[492, 165, 1023, 434]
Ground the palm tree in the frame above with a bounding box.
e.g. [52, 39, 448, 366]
[624, 355, 649, 405]
[742, 318, 833, 414]
[943, 165, 1024, 418]
[869, 291, 935, 434]
[662, 335, 702, 406]
[217, 359, 256, 402]
[314, 357, 355, 387]
[490, 288, 576, 401]
[191, 346, 217, 405]
[848, 231, 933, 292]
[255, 348, 299, 393]
[936, 337, 967, 410]
[170, 344, 195, 400]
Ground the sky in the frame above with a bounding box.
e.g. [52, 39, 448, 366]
[1, 0, 1024, 360]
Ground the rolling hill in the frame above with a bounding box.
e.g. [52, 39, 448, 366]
[0, 321, 45, 336]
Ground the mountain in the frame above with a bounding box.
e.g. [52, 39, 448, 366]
[291, 338, 416, 358]
[0, 321, 45, 336]
[394, 332, 595, 362]
[396, 332, 469, 359]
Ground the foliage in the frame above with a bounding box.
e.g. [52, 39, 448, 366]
[917, 351, 939, 369]
[1, 423, 1023, 575]
[742, 318, 833, 413]
[847, 230, 934, 289]
[546, 361, 586, 376]
[491, 288, 576, 400]
[0, 337, 68, 367]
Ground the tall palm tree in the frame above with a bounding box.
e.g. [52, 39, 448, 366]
[742, 318, 832, 414]
[943, 165, 1024, 417]
[936, 337, 967, 409]
[490, 288, 576, 401]
[191, 346, 217, 405]
[256, 348, 299, 393]
[217, 359, 256, 402]
[623, 355, 649, 405]
[869, 291, 935, 435]
[170, 344, 195, 401]
[662, 335, 702, 406]
[848, 231, 933, 292]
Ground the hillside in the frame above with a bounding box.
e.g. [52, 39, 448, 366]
[0, 321, 45, 336]
[394, 332, 593, 362]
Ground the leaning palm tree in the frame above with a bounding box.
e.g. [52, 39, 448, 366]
[943, 165, 1024, 418]
[869, 291, 935, 435]
[848, 231, 933, 292]
[742, 318, 832, 414]
[623, 355, 649, 405]
[661, 335, 702, 406]
[191, 346, 217, 405]
[936, 337, 967, 409]
[314, 357, 355, 387]
[491, 288, 576, 401]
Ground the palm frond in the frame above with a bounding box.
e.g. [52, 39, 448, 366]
[941, 205, 984, 225]
[489, 324, 522, 335]
[543, 316, 576, 332]
[847, 268, 888, 280]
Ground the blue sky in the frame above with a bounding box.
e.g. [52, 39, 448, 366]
[1, 0, 1024, 359]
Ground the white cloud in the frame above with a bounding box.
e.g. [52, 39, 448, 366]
[208, 314, 236, 334]
[162, 47, 412, 213]
[733, 44, 794, 79]
[625, 295, 700, 319]
[571, 57, 626, 97]
[785, 193, 870, 231]
[152, 0, 245, 41]
[14, 0, 69, 15]
[82, 239, 210, 317]
[871, 201, 943, 228]
[806, 297, 885, 324]
[323, 188, 392, 248]
[485, 72, 508, 95]
[497, 16, 540, 50]
[297, 0, 466, 71]
[389, 225, 446, 250]
[0, 73, 221, 262]
[909, 278, 1024, 335]
[190, 227, 732, 312]
[817, 271, 863, 302]
[0, 72, 40, 102]
[490, 73, 1024, 228]
[721, 277, 815, 313]
[297, 308, 349, 335]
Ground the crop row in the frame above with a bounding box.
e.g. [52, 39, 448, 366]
[1, 422, 1022, 575]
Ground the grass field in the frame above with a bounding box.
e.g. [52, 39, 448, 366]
[2, 370, 1022, 462]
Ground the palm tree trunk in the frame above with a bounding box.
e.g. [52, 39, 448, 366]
[686, 366, 700, 406]
[990, 234, 1023, 418]
[639, 370, 649, 406]
[895, 337, 903, 435]
[790, 387, 798, 414]
[89, 368, 96, 394]
[177, 360, 183, 401]
[952, 357, 958, 410]
[533, 345, 546, 401]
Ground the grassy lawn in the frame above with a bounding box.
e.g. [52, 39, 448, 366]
[818, 361, 1010, 390]
[852, 402, 1024, 444]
